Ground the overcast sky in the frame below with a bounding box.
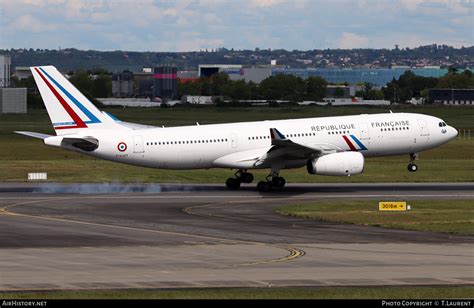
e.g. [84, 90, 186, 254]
[0, 0, 472, 51]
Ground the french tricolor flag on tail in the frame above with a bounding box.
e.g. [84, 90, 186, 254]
[342, 135, 368, 151]
[30, 66, 116, 136]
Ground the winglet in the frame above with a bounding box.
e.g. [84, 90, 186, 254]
[270, 128, 287, 141]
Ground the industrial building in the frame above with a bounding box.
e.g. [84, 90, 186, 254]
[197, 63, 449, 86]
[199, 64, 242, 77]
[0, 55, 11, 87]
[177, 70, 198, 83]
[0, 88, 27, 113]
[112, 72, 134, 97]
[14, 67, 32, 80]
[198, 64, 272, 84]
[321, 97, 390, 106]
[153, 66, 177, 100]
[133, 69, 154, 98]
[325, 85, 351, 98]
[428, 89, 474, 105]
[272, 67, 448, 86]
[0, 55, 27, 113]
[110, 66, 179, 101]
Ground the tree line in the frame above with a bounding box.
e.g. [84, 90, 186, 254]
[178, 73, 328, 102]
[383, 68, 474, 103]
[179, 69, 473, 104]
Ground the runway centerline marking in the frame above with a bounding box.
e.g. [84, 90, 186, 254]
[0, 198, 306, 268]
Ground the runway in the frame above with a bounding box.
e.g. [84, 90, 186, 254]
[0, 183, 473, 291]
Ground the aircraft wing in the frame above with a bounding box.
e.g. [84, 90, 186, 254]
[253, 128, 341, 166]
[213, 128, 342, 169]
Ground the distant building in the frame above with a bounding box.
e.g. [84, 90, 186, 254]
[428, 89, 474, 105]
[272, 67, 449, 86]
[0, 88, 27, 113]
[133, 70, 153, 98]
[138, 79, 153, 98]
[177, 70, 198, 83]
[0, 55, 11, 88]
[181, 95, 214, 105]
[325, 85, 351, 98]
[221, 66, 272, 84]
[97, 98, 160, 108]
[197, 65, 454, 87]
[153, 66, 177, 100]
[199, 64, 242, 77]
[14, 67, 32, 80]
[321, 97, 390, 106]
[112, 72, 134, 97]
[198, 64, 272, 84]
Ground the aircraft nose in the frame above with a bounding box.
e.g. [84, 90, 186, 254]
[449, 126, 458, 139]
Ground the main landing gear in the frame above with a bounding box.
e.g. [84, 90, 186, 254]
[256, 172, 286, 193]
[226, 170, 254, 190]
[225, 170, 286, 192]
[407, 153, 418, 172]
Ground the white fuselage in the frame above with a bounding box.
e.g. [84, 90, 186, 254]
[66, 112, 457, 170]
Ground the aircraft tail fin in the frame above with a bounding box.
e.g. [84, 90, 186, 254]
[30, 66, 120, 136]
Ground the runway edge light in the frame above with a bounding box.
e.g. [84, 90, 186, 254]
[378, 201, 409, 211]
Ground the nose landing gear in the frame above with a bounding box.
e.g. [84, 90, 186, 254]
[408, 153, 418, 172]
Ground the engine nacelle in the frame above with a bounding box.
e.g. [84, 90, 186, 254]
[306, 152, 364, 176]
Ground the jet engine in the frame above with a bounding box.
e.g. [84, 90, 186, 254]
[306, 152, 364, 176]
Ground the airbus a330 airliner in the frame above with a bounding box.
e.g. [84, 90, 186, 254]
[17, 66, 458, 192]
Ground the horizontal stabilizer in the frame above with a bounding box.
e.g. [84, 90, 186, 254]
[14, 131, 52, 139]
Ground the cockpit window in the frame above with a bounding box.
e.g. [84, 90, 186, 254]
[439, 122, 447, 127]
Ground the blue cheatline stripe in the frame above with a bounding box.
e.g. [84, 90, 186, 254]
[103, 111, 119, 121]
[350, 135, 368, 150]
[53, 121, 76, 126]
[39, 67, 101, 124]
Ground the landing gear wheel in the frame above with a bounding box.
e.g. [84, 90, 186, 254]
[257, 181, 272, 192]
[226, 178, 241, 190]
[407, 163, 418, 172]
[407, 153, 419, 173]
[240, 172, 254, 184]
[272, 176, 286, 189]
